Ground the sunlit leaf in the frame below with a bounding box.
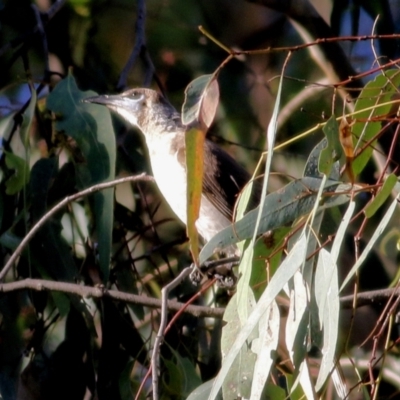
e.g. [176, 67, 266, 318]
[185, 125, 204, 265]
[352, 69, 400, 177]
[200, 177, 347, 264]
[250, 300, 280, 399]
[314, 249, 340, 391]
[187, 380, 222, 400]
[365, 173, 397, 218]
[285, 271, 309, 372]
[319, 116, 342, 176]
[340, 194, 398, 291]
[208, 233, 307, 400]
[221, 291, 257, 399]
[236, 62, 285, 322]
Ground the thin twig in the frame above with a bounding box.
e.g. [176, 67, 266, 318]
[0, 275, 398, 315]
[340, 287, 400, 309]
[31, 4, 50, 79]
[117, 0, 147, 90]
[0, 174, 154, 281]
[152, 266, 194, 400]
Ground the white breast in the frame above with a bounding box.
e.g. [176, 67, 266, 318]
[145, 134, 231, 242]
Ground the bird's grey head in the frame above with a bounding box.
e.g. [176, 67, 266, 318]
[84, 88, 182, 134]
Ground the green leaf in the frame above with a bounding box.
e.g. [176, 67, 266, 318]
[314, 249, 340, 391]
[4, 151, 30, 195]
[46, 72, 116, 281]
[352, 69, 400, 176]
[250, 228, 290, 300]
[235, 62, 285, 322]
[304, 137, 340, 180]
[263, 384, 286, 399]
[340, 195, 398, 291]
[182, 74, 219, 128]
[365, 173, 398, 218]
[319, 116, 342, 176]
[208, 233, 307, 400]
[250, 300, 280, 398]
[199, 177, 347, 264]
[331, 200, 356, 263]
[163, 345, 202, 397]
[187, 380, 222, 400]
[285, 271, 309, 373]
[221, 291, 257, 399]
[185, 126, 204, 264]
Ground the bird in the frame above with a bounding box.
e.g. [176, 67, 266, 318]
[83, 90, 350, 397]
[84, 88, 260, 246]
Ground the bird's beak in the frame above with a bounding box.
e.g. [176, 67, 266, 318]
[83, 94, 131, 110]
[83, 94, 143, 127]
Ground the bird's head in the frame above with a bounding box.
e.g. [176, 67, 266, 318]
[84, 88, 181, 135]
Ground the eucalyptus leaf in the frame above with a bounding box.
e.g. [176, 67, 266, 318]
[352, 69, 400, 176]
[314, 249, 340, 391]
[208, 233, 308, 400]
[365, 173, 398, 218]
[47, 73, 116, 281]
[200, 177, 347, 264]
[182, 74, 219, 128]
[4, 151, 29, 195]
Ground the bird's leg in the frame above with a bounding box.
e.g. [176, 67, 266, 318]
[189, 256, 240, 288]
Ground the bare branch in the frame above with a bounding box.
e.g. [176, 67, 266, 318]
[0, 277, 224, 319]
[117, 0, 147, 90]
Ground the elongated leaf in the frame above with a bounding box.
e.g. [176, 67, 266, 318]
[4, 151, 30, 195]
[285, 270, 309, 373]
[319, 116, 342, 176]
[47, 73, 116, 281]
[340, 195, 398, 291]
[182, 75, 219, 264]
[305, 138, 340, 180]
[365, 173, 397, 218]
[185, 126, 204, 264]
[331, 201, 356, 263]
[208, 233, 307, 400]
[236, 65, 285, 324]
[315, 249, 340, 391]
[187, 380, 222, 400]
[249, 300, 280, 399]
[352, 69, 400, 176]
[200, 177, 347, 264]
[221, 291, 257, 399]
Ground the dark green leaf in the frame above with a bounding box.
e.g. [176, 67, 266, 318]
[47, 72, 116, 281]
[319, 116, 342, 176]
[4, 151, 29, 195]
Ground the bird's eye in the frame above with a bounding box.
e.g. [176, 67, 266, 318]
[131, 92, 144, 101]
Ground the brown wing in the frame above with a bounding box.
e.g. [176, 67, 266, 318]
[202, 139, 261, 221]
